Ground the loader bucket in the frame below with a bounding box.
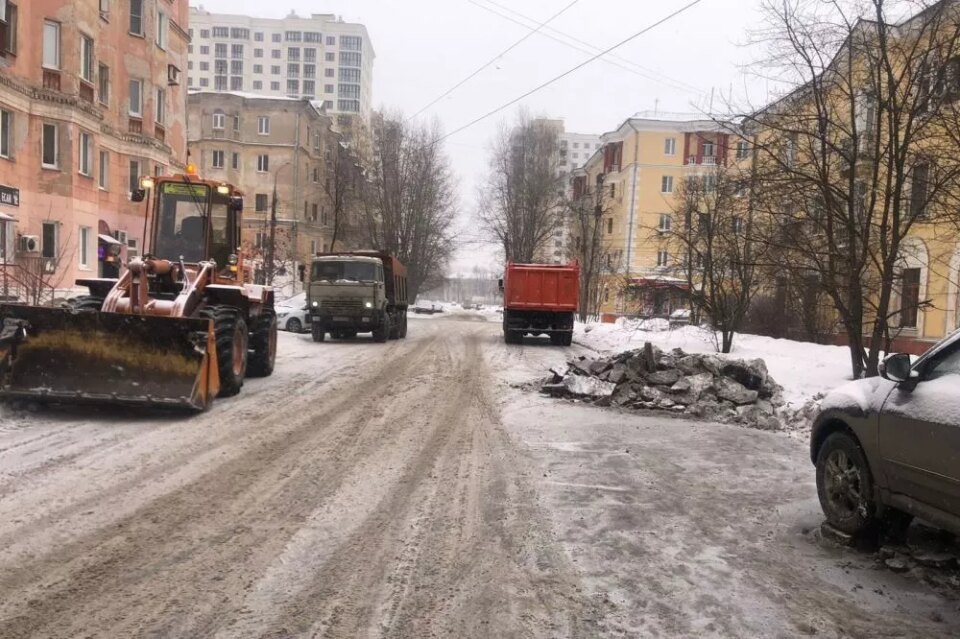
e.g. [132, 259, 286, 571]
[0, 305, 220, 411]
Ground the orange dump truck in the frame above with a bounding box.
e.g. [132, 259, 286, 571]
[499, 262, 580, 346]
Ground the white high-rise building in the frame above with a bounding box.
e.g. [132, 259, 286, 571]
[559, 131, 603, 178]
[187, 8, 374, 124]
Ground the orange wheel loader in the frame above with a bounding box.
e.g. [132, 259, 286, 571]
[0, 168, 277, 411]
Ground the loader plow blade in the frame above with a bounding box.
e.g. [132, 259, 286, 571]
[0, 306, 218, 411]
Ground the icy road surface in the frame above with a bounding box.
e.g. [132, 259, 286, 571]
[0, 315, 955, 638]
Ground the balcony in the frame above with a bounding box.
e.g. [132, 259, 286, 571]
[42, 69, 61, 91]
[128, 118, 143, 134]
[685, 155, 719, 166]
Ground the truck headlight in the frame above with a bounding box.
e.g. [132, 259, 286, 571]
[312, 301, 320, 308]
[365, 301, 373, 309]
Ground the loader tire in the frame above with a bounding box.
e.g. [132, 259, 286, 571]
[199, 306, 248, 398]
[70, 296, 105, 312]
[247, 308, 277, 378]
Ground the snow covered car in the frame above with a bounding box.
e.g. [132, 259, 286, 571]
[276, 294, 309, 333]
[810, 332, 960, 537]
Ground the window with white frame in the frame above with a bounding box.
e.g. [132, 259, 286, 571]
[99, 150, 109, 189]
[255, 193, 268, 212]
[155, 7, 167, 49]
[664, 138, 676, 156]
[657, 250, 669, 267]
[736, 141, 749, 160]
[128, 78, 142, 116]
[42, 222, 57, 259]
[80, 34, 94, 83]
[258, 116, 270, 135]
[43, 20, 60, 69]
[98, 64, 110, 104]
[41, 123, 58, 168]
[78, 131, 92, 176]
[231, 152, 239, 170]
[661, 175, 674, 193]
[128, 159, 140, 194]
[732, 216, 745, 234]
[212, 112, 225, 129]
[79, 225, 91, 268]
[129, 0, 143, 35]
[702, 141, 716, 158]
[658, 213, 672, 233]
[257, 154, 269, 172]
[211, 150, 224, 169]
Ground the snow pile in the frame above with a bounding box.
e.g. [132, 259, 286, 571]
[541, 342, 788, 432]
[575, 321, 854, 411]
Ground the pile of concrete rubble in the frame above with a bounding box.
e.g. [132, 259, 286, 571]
[542, 342, 786, 431]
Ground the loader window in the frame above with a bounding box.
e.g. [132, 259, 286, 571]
[209, 197, 235, 267]
[154, 183, 210, 262]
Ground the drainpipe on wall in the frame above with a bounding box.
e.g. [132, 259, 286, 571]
[624, 120, 641, 313]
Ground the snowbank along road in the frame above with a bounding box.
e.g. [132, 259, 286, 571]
[0, 314, 956, 637]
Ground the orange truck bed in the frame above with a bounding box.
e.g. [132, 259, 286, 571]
[503, 262, 580, 312]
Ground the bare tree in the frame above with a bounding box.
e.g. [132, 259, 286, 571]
[667, 166, 761, 353]
[567, 173, 618, 321]
[360, 114, 457, 300]
[741, 0, 960, 377]
[323, 134, 363, 250]
[479, 112, 564, 262]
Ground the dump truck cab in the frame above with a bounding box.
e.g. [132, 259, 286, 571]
[307, 252, 408, 342]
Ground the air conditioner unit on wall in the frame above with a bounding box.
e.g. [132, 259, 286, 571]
[168, 64, 181, 86]
[19, 235, 38, 253]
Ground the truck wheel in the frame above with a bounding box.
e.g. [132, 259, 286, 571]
[399, 313, 408, 339]
[199, 306, 248, 397]
[389, 313, 402, 340]
[816, 432, 877, 535]
[560, 332, 573, 347]
[312, 322, 325, 342]
[70, 296, 105, 312]
[550, 333, 564, 346]
[247, 308, 277, 378]
[373, 313, 390, 343]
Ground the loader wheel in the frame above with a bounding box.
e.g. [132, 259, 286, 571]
[247, 308, 277, 378]
[70, 296, 105, 312]
[199, 306, 248, 398]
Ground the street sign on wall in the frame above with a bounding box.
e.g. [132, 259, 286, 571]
[0, 185, 19, 207]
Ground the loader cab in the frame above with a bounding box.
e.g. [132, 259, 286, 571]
[152, 179, 242, 268]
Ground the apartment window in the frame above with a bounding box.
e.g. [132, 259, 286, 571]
[288, 47, 300, 61]
[128, 159, 140, 194]
[325, 52, 335, 62]
[325, 68, 335, 78]
[313, 166, 320, 182]
[704, 175, 717, 192]
[287, 79, 299, 94]
[340, 68, 360, 82]
[212, 26, 228, 38]
[287, 63, 300, 77]
[254, 48, 263, 58]
[658, 214, 672, 233]
[342, 36, 362, 51]
[271, 65, 281, 75]
[606, 218, 613, 235]
[200, 78, 209, 87]
[231, 152, 239, 170]
[271, 49, 283, 60]
[78, 131, 92, 176]
[155, 88, 165, 124]
[41, 123, 58, 168]
[305, 32, 321, 43]
[702, 141, 716, 158]
[303, 80, 315, 96]
[129, 0, 143, 35]
[255, 194, 268, 212]
[200, 45, 209, 55]
[43, 20, 60, 69]
[257, 154, 269, 172]
[732, 216, 745, 234]
[230, 77, 243, 91]
[1, 2, 19, 56]
[211, 150, 224, 169]
[271, 82, 281, 91]
[233, 115, 240, 131]
[212, 112, 225, 129]
[155, 8, 167, 49]
[338, 84, 360, 99]
[127, 79, 142, 117]
[662, 138, 676, 156]
[230, 28, 249, 40]
[337, 100, 359, 112]
[324, 84, 334, 94]
[98, 150, 109, 189]
[323, 100, 333, 109]
[214, 59, 227, 75]
[79, 226, 90, 268]
[231, 60, 243, 75]
[910, 162, 930, 218]
[254, 32, 264, 42]
[79, 34, 95, 83]
[231, 43, 243, 59]
[340, 52, 361, 67]
[215, 76, 227, 90]
[215, 43, 227, 58]
[200, 29, 209, 39]
[304, 64, 316, 78]
[258, 116, 270, 135]
[41, 222, 57, 259]
[657, 250, 669, 267]
[736, 141, 749, 160]
[304, 48, 316, 62]
[661, 175, 673, 193]
[272, 33, 281, 43]
[0, 109, 10, 158]
[326, 36, 336, 46]
[253, 80, 263, 90]
[311, 203, 319, 221]
[285, 31, 301, 42]
[899, 268, 921, 328]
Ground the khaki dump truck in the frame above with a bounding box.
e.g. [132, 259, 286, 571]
[307, 252, 409, 343]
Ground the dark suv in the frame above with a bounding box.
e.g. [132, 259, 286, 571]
[810, 332, 960, 536]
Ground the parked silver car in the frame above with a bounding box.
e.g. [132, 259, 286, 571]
[810, 331, 960, 537]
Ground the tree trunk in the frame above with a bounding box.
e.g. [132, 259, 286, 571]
[721, 330, 734, 354]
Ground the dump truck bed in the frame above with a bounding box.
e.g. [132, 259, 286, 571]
[503, 262, 580, 312]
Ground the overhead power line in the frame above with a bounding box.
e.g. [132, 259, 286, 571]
[434, 0, 709, 145]
[409, 0, 583, 121]
[467, 0, 705, 96]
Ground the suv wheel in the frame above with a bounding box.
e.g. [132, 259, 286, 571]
[816, 432, 877, 535]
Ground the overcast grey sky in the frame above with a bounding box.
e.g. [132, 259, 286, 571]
[194, 0, 773, 273]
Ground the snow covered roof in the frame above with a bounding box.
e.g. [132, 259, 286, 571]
[188, 90, 303, 102]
